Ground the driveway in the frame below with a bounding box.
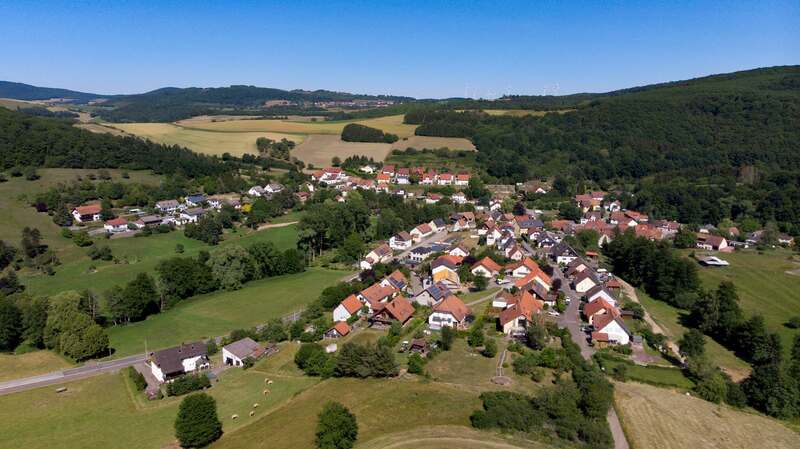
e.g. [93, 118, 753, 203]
[396, 230, 449, 261]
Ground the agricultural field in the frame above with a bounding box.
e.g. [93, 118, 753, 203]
[0, 351, 72, 383]
[176, 114, 417, 138]
[108, 122, 303, 157]
[106, 267, 347, 357]
[22, 224, 298, 296]
[0, 168, 162, 253]
[615, 381, 800, 449]
[636, 289, 751, 381]
[691, 249, 800, 351]
[293, 134, 392, 168]
[480, 109, 572, 117]
[0, 349, 318, 449]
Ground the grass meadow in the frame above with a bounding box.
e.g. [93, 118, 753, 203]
[0, 345, 319, 449]
[106, 267, 347, 357]
[690, 249, 800, 351]
[22, 224, 299, 296]
[0, 351, 72, 382]
[615, 381, 800, 449]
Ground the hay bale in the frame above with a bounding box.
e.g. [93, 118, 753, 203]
[231, 414, 239, 420]
[253, 403, 259, 408]
[249, 410, 255, 417]
[267, 380, 273, 385]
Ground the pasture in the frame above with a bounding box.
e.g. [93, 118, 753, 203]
[692, 249, 800, 351]
[293, 134, 392, 168]
[615, 381, 800, 449]
[0, 351, 72, 382]
[109, 122, 303, 157]
[22, 224, 299, 296]
[0, 349, 318, 449]
[106, 267, 346, 357]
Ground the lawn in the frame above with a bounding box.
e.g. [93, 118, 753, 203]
[106, 267, 348, 357]
[594, 353, 694, 389]
[0, 351, 72, 382]
[637, 289, 751, 381]
[690, 249, 800, 352]
[615, 381, 800, 449]
[0, 168, 161, 253]
[22, 224, 299, 296]
[0, 348, 317, 449]
[109, 123, 304, 157]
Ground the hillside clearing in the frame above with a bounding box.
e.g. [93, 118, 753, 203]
[391, 135, 475, 151]
[615, 381, 800, 449]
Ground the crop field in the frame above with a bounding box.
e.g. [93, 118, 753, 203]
[0, 168, 162, 253]
[108, 122, 303, 157]
[176, 114, 417, 138]
[22, 224, 299, 296]
[691, 249, 800, 351]
[0, 350, 318, 449]
[615, 381, 800, 449]
[105, 267, 347, 357]
[293, 134, 392, 168]
[392, 135, 476, 151]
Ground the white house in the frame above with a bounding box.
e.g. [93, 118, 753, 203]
[359, 165, 376, 174]
[389, 231, 413, 251]
[179, 207, 205, 224]
[573, 270, 599, 294]
[471, 257, 502, 278]
[155, 199, 182, 214]
[332, 294, 363, 323]
[222, 338, 264, 367]
[103, 218, 129, 233]
[149, 341, 210, 383]
[428, 295, 470, 330]
[72, 204, 102, 223]
[592, 315, 631, 345]
[360, 243, 393, 270]
[248, 186, 266, 197]
[410, 223, 434, 242]
[585, 285, 617, 306]
[451, 192, 467, 204]
[265, 183, 284, 195]
[448, 244, 469, 258]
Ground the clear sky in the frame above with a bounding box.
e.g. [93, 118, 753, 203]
[1, 0, 797, 98]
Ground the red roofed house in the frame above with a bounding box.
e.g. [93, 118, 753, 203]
[455, 173, 470, 186]
[371, 296, 414, 326]
[437, 173, 454, 185]
[471, 257, 502, 278]
[410, 223, 434, 242]
[376, 173, 392, 184]
[72, 204, 102, 223]
[592, 314, 631, 345]
[358, 283, 399, 314]
[324, 321, 351, 338]
[583, 298, 619, 325]
[428, 295, 471, 329]
[104, 217, 129, 233]
[333, 294, 364, 322]
[498, 291, 544, 336]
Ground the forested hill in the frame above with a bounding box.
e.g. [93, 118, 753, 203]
[0, 108, 227, 178]
[409, 66, 800, 182]
[0, 81, 106, 103]
[96, 86, 415, 122]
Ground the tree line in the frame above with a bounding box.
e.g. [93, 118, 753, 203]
[340, 123, 398, 143]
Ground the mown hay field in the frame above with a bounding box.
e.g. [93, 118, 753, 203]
[615, 381, 800, 449]
[175, 114, 418, 138]
[293, 134, 392, 168]
[392, 135, 475, 151]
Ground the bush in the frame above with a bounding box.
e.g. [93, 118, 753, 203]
[206, 339, 218, 355]
[440, 325, 454, 350]
[127, 367, 148, 391]
[407, 353, 425, 374]
[174, 393, 222, 448]
[295, 343, 332, 377]
[316, 401, 358, 449]
[611, 364, 628, 382]
[785, 316, 800, 329]
[482, 338, 497, 358]
[467, 326, 485, 347]
[72, 231, 93, 247]
[61, 228, 73, 239]
[242, 357, 255, 370]
[166, 374, 211, 397]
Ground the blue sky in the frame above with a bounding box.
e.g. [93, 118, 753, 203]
[0, 0, 797, 98]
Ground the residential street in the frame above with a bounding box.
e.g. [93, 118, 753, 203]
[550, 261, 630, 449]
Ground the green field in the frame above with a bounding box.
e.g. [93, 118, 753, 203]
[691, 249, 800, 351]
[595, 353, 694, 389]
[22, 224, 298, 296]
[106, 267, 347, 357]
[0, 346, 318, 449]
[637, 289, 751, 381]
[0, 351, 72, 382]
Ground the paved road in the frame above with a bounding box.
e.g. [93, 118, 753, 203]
[550, 261, 629, 449]
[0, 354, 146, 396]
[396, 230, 449, 261]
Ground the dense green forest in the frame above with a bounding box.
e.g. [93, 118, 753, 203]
[340, 123, 398, 143]
[0, 108, 230, 177]
[408, 66, 800, 232]
[0, 81, 106, 102]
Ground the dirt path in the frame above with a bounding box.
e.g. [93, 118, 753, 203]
[618, 278, 684, 363]
[257, 221, 298, 230]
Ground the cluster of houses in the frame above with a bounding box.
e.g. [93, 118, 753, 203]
[71, 193, 244, 235]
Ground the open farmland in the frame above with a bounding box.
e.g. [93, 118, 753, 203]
[176, 114, 418, 138]
[615, 381, 800, 449]
[108, 122, 303, 157]
[0, 351, 72, 383]
[293, 134, 392, 168]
